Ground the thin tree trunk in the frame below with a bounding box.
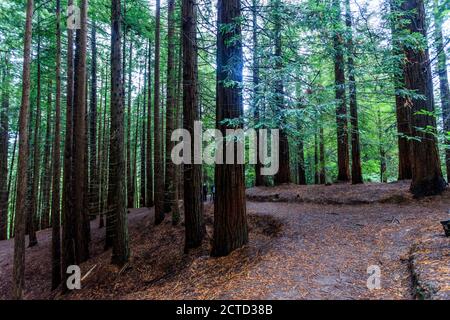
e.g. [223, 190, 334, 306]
[333, 0, 350, 182]
[131, 63, 142, 209]
[314, 131, 319, 184]
[183, 0, 205, 251]
[345, 0, 362, 184]
[433, 0, 450, 182]
[401, 0, 446, 197]
[51, 0, 62, 290]
[146, 43, 154, 208]
[109, 0, 129, 266]
[0, 58, 9, 240]
[154, 0, 165, 224]
[89, 22, 99, 219]
[126, 40, 133, 208]
[12, 0, 33, 300]
[273, 0, 290, 185]
[8, 134, 17, 238]
[252, 0, 265, 187]
[40, 81, 53, 229]
[377, 108, 387, 183]
[140, 44, 149, 208]
[212, 0, 248, 257]
[28, 12, 42, 246]
[319, 123, 326, 184]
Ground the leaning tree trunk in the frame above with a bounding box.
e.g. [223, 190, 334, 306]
[109, 0, 129, 266]
[212, 0, 248, 257]
[153, 0, 165, 224]
[333, 0, 350, 182]
[433, 0, 450, 182]
[400, 0, 446, 197]
[51, 0, 62, 290]
[345, 0, 362, 184]
[12, 0, 33, 300]
[0, 59, 9, 240]
[28, 14, 42, 246]
[182, 0, 205, 251]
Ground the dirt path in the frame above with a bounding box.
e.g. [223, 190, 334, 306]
[0, 185, 448, 300]
[238, 202, 437, 299]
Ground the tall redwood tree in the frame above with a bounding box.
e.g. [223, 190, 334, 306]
[212, 0, 248, 257]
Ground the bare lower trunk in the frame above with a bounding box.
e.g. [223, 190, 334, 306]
[109, 0, 129, 266]
[183, 0, 205, 251]
[13, 0, 33, 300]
[333, 0, 350, 182]
[154, 0, 165, 224]
[345, 0, 362, 184]
[0, 59, 9, 240]
[212, 0, 248, 257]
[51, 0, 62, 290]
[433, 0, 450, 182]
[400, 0, 446, 197]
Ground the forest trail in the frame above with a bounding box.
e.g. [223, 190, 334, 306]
[0, 184, 448, 300]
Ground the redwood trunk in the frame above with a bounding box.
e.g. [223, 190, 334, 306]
[390, 0, 412, 180]
[146, 43, 154, 208]
[51, 0, 62, 290]
[182, 0, 205, 251]
[433, 0, 450, 182]
[401, 0, 446, 197]
[252, 0, 265, 187]
[72, 0, 89, 262]
[333, 0, 350, 182]
[345, 0, 362, 184]
[0, 60, 9, 240]
[212, 0, 248, 257]
[154, 0, 165, 224]
[273, 0, 290, 185]
[164, 0, 180, 224]
[13, 0, 33, 300]
[109, 0, 129, 266]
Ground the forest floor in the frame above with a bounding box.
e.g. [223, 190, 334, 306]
[0, 181, 449, 300]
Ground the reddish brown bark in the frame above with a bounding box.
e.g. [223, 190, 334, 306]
[212, 0, 248, 257]
[109, 0, 129, 266]
[345, 0, 363, 184]
[51, 0, 62, 290]
[72, 0, 90, 262]
[333, 0, 350, 182]
[13, 0, 33, 300]
[154, 0, 165, 224]
[182, 0, 205, 251]
[400, 0, 446, 197]
[0, 59, 9, 240]
[433, 0, 450, 182]
[273, 0, 290, 185]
